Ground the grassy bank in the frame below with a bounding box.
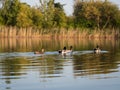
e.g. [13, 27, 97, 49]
[0, 26, 120, 39]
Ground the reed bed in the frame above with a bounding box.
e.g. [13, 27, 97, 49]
[0, 26, 120, 39]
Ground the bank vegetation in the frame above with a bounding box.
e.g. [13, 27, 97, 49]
[0, 0, 120, 38]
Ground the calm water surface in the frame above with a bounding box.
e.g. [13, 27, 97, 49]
[0, 38, 120, 90]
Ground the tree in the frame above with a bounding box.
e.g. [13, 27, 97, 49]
[1, 0, 20, 26]
[53, 2, 66, 28]
[53, 7, 66, 28]
[99, 2, 119, 29]
[39, 0, 54, 28]
[73, 1, 89, 28]
[73, 0, 120, 29]
[0, 10, 3, 25]
[16, 3, 33, 27]
[38, 0, 67, 29]
[31, 7, 43, 28]
[66, 16, 74, 29]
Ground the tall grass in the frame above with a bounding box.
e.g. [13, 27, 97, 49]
[0, 26, 119, 39]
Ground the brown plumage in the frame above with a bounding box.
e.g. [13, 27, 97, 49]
[34, 49, 44, 54]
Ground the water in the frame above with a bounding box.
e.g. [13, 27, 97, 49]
[0, 38, 120, 90]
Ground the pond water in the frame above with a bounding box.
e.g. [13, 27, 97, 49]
[0, 38, 120, 90]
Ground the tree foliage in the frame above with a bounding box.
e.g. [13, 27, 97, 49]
[0, 0, 66, 29]
[16, 3, 33, 27]
[0, 0, 120, 30]
[31, 7, 43, 28]
[39, 0, 54, 28]
[53, 2, 66, 28]
[73, 0, 120, 29]
[1, 0, 20, 25]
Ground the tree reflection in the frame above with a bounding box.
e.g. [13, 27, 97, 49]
[1, 57, 30, 85]
[37, 56, 64, 78]
[73, 52, 119, 78]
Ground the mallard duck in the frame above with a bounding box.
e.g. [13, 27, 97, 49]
[58, 46, 73, 55]
[34, 49, 44, 54]
[94, 45, 101, 53]
[58, 46, 66, 54]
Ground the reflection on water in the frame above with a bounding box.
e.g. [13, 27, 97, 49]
[73, 53, 119, 78]
[0, 38, 119, 52]
[0, 38, 120, 90]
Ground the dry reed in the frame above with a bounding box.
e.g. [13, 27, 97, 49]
[0, 26, 119, 39]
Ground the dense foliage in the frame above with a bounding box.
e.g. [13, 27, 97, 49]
[0, 0, 120, 30]
[0, 0, 66, 29]
[73, 0, 120, 29]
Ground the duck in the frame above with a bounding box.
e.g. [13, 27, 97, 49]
[58, 46, 66, 54]
[58, 46, 73, 55]
[93, 45, 101, 53]
[34, 48, 45, 54]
